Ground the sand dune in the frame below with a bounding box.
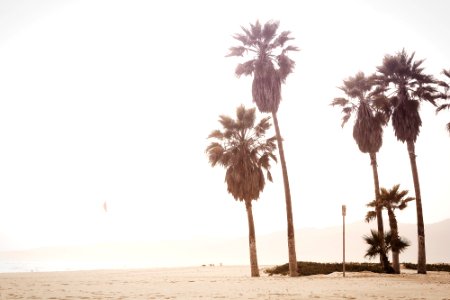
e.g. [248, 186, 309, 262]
[0, 266, 449, 299]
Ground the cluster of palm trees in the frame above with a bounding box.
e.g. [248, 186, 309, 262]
[332, 49, 450, 274]
[365, 184, 414, 274]
[206, 20, 299, 277]
[206, 20, 450, 278]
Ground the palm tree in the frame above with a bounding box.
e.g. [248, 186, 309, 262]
[366, 184, 415, 273]
[331, 72, 392, 272]
[375, 49, 440, 274]
[437, 69, 450, 134]
[226, 20, 299, 276]
[206, 105, 277, 277]
[363, 229, 409, 273]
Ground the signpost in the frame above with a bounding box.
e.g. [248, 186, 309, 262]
[342, 204, 346, 278]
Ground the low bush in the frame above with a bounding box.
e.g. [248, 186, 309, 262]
[403, 263, 450, 272]
[264, 261, 383, 276]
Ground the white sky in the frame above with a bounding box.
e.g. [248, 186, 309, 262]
[0, 0, 449, 251]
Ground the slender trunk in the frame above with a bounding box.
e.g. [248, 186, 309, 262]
[272, 111, 298, 277]
[245, 200, 259, 277]
[387, 207, 400, 274]
[407, 141, 426, 274]
[369, 152, 391, 273]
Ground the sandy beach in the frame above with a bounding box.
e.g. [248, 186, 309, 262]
[1, 266, 449, 299]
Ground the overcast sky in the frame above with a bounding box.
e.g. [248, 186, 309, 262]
[0, 0, 449, 251]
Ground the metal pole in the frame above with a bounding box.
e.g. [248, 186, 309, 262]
[342, 205, 346, 278]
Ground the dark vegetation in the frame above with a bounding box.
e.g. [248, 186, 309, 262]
[403, 263, 450, 272]
[264, 262, 450, 276]
[264, 262, 384, 276]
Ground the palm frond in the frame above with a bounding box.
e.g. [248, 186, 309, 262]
[365, 211, 377, 223]
[208, 129, 223, 140]
[394, 236, 410, 253]
[232, 33, 252, 46]
[262, 20, 279, 43]
[437, 103, 450, 113]
[219, 115, 236, 130]
[341, 113, 351, 127]
[437, 80, 449, 89]
[254, 116, 271, 137]
[330, 97, 349, 107]
[226, 46, 247, 57]
[443, 69, 450, 79]
[272, 30, 293, 48]
[363, 229, 388, 259]
[235, 60, 255, 77]
[205, 142, 224, 167]
[282, 45, 300, 53]
[277, 53, 295, 82]
[266, 170, 273, 182]
[250, 20, 262, 40]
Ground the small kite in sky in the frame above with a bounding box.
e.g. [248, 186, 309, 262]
[103, 201, 108, 213]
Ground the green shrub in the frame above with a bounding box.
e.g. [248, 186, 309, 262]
[403, 263, 450, 272]
[264, 261, 384, 276]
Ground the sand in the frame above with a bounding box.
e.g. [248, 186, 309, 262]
[0, 266, 449, 299]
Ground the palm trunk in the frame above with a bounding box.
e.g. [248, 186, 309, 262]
[272, 111, 298, 277]
[369, 152, 391, 273]
[407, 140, 426, 274]
[387, 207, 400, 274]
[245, 200, 259, 277]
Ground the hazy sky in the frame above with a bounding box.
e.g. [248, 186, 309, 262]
[0, 0, 449, 251]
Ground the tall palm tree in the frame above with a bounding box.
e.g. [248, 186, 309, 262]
[366, 184, 415, 273]
[375, 49, 440, 274]
[206, 105, 277, 277]
[331, 72, 392, 272]
[437, 69, 450, 134]
[226, 20, 299, 276]
[363, 229, 409, 273]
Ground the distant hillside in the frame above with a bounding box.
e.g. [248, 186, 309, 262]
[257, 218, 450, 265]
[0, 219, 448, 271]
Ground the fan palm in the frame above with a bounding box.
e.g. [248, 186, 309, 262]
[363, 229, 409, 273]
[206, 105, 277, 277]
[331, 72, 392, 272]
[227, 20, 299, 276]
[366, 184, 415, 273]
[436, 69, 450, 134]
[375, 49, 440, 274]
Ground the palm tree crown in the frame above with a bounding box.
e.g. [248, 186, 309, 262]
[366, 184, 415, 222]
[331, 72, 390, 153]
[226, 20, 299, 113]
[366, 184, 414, 273]
[363, 230, 409, 262]
[206, 105, 277, 202]
[375, 49, 439, 143]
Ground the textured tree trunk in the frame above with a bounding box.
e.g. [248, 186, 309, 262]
[272, 112, 298, 277]
[387, 208, 400, 274]
[369, 152, 391, 272]
[407, 141, 426, 274]
[245, 201, 260, 277]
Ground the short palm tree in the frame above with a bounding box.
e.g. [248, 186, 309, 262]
[363, 229, 409, 273]
[375, 49, 440, 274]
[227, 20, 299, 276]
[437, 69, 450, 134]
[206, 105, 277, 277]
[366, 184, 415, 273]
[331, 72, 392, 272]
